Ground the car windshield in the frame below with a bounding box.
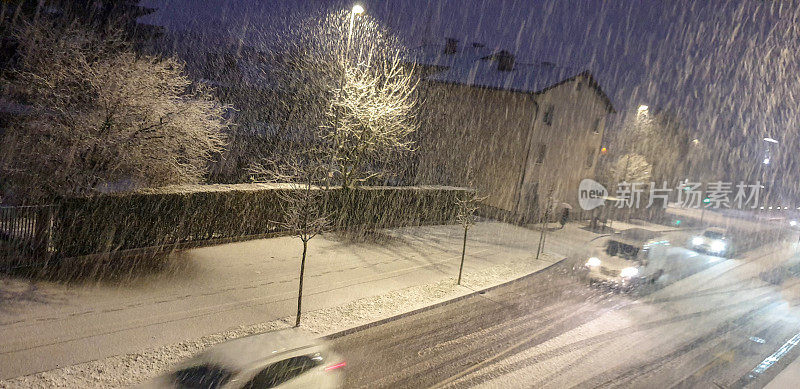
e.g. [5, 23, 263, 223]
[172, 364, 235, 389]
[703, 231, 725, 239]
[605, 240, 640, 260]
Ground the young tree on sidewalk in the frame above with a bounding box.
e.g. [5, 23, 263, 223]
[251, 153, 329, 327]
[455, 190, 485, 285]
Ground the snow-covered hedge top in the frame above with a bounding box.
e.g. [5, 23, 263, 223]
[136, 184, 470, 195]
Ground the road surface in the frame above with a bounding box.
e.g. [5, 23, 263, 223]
[330, 234, 800, 388]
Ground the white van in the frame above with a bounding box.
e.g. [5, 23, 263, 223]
[584, 228, 670, 289]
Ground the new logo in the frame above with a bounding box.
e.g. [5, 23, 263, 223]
[578, 179, 608, 210]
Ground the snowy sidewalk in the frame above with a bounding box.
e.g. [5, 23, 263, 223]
[0, 221, 578, 384]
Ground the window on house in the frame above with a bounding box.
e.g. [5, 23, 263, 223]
[586, 149, 595, 168]
[543, 105, 554, 125]
[592, 118, 602, 134]
[535, 143, 547, 164]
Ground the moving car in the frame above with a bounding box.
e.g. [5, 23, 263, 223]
[689, 227, 731, 256]
[584, 228, 670, 289]
[139, 328, 344, 389]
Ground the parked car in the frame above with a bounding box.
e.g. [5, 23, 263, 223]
[689, 227, 732, 256]
[584, 228, 670, 290]
[139, 328, 344, 389]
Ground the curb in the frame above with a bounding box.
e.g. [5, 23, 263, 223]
[325, 256, 567, 339]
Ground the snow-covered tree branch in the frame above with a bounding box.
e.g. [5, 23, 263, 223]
[265, 11, 419, 189]
[0, 21, 229, 203]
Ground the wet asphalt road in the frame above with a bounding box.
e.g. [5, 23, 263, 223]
[328, 244, 800, 388]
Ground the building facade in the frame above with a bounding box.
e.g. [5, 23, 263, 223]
[412, 39, 615, 221]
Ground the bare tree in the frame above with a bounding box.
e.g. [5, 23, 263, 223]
[610, 154, 652, 184]
[455, 190, 485, 285]
[265, 11, 419, 188]
[323, 53, 418, 188]
[250, 153, 329, 327]
[0, 21, 228, 203]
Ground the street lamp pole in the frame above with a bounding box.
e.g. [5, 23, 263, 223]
[347, 4, 364, 55]
[332, 4, 364, 189]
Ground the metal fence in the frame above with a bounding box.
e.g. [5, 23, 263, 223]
[0, 205, 56, 255]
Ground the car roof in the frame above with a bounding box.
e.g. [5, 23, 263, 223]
[614, 228, 662, 244]
[191, 328, 322, 370]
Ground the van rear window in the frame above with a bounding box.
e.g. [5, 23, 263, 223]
[606, 241, 640, 259]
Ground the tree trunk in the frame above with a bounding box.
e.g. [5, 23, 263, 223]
[295, 240, 308, 327]
[537, 206, 548, 259]
[458, 227, 467, 285]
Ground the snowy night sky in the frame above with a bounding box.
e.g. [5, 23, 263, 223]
[140, 0, 800, 148]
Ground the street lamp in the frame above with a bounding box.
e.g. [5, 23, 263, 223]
[637, 105, 649, 114]
[347, 4, 364, 54]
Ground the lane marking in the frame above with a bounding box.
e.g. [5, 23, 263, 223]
[749, 331, 800, 377]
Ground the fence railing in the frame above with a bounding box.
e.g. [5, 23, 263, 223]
[0, 204, 56, 255]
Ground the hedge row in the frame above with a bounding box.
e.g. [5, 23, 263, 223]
[52, 184, 470, 257]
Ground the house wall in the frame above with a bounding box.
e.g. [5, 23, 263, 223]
[523, 76, 609, 216]
[416, 74, 609, 220]
[415, 83, 534, 214]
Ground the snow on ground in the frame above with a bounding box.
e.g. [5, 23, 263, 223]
[0, 221, 565, 380]
[0, 253, 560, 388]
[443, 242, 800, 388]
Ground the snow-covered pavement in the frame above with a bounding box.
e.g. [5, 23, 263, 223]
[0, 221, 563, 383]
[446, 240, 800, 388]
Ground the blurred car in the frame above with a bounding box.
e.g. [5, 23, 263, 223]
[139, 328, 344, 389]
[584, 228, 670, 290]
[689, 227, 731, 256]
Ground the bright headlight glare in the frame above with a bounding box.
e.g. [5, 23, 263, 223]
[692, 236, 704, 246]
[710, 240, 726, 252]
[586, 257, 601, 267]
[620, 267, 639, 278]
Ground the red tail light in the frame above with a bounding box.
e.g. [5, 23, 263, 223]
[325, 361, 346, 372]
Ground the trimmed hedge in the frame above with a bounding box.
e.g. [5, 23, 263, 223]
[53, 184, 470, 257]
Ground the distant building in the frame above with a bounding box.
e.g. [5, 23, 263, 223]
[410, 39, 615, 221]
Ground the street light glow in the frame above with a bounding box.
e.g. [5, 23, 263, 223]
[352, 4, 364, 14]
[764, 137, 778, 144]
[763, 158, 770, 165]
[637, 105, 649, 113]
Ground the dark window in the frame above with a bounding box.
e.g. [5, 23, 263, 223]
[586, 149, 595, 168]
[605, 241, 640, 260]
[535, 143, 547, 164]
[575, 81, 583, 91]
[543, 105, 554, 125]
[242, 355, 321, 388]
[592, 118, 602, 134]
[172, 364, 235, 389]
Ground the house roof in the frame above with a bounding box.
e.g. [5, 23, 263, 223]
[408, 43, 615, 113]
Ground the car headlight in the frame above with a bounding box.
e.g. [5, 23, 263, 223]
[586, 257, 601, 267]
[710, 240, 726, 253]
[620, 267, 639, 278]
[691, 236, 704, 246]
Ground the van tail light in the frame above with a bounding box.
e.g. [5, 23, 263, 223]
[325, 361, 346, 372]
